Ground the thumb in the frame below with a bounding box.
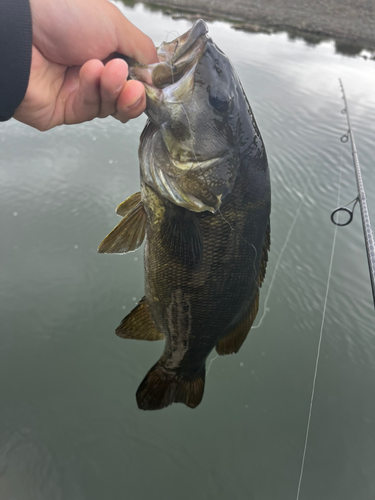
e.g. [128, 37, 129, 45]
[110, 4, 158, 65]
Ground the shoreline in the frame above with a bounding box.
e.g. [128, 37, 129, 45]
[135, 0, 375, 56]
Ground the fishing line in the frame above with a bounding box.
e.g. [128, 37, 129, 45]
[295, 132, 345, 500]
[167, 46, 262, 375]
[208, 182, 309, 372]
[253, 133, 325, 329]
[169, 82, 261, 269]
[167, 39, 323, 313]
[165, 31, 180, 43]
[167, 45, 305, 321]
[167, 51, 254, 252]
[217, 206, 260, 289]
[164, 41, 207, 180]
[206, 353, 219, 374]
[253, 180, 311, 329]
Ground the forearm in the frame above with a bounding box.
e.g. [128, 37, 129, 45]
[0, 0, 32, 121]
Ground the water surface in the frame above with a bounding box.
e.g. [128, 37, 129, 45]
[0, 4, 374, 500]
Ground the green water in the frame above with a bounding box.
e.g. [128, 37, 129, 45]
[1, 4, 374, 500]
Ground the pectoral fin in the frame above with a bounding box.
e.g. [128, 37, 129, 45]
[116, 192, 142, 217]
[116, 297, 164, 341]
[98, 198, 146, 254]
[160, 206, 203, 266]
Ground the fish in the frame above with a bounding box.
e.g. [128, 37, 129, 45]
[98, 20, 271, 411]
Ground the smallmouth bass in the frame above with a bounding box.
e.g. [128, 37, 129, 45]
[99, 20, 271, 410]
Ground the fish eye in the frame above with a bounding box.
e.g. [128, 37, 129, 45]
[209, 87, 231, 113]
[214, 60, 223, 75]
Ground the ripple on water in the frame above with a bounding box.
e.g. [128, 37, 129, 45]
[0, 429, 64, 500]
[1, 11, 375, 500]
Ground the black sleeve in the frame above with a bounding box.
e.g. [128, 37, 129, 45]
[0, 0, 32, 122]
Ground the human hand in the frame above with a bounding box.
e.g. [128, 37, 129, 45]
[14, 0, 158, 131]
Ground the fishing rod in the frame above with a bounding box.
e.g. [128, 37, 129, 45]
[330, 79, 375, 310]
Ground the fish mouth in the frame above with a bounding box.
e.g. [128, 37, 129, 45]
[128, 20, 208, 101]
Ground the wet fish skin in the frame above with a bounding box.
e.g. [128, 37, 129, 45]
[99, 20, 271, 410]
[137, 162, 270, 410]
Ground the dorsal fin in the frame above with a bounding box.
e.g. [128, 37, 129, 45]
[98, 198, 146, 254]
[116, 192, 142, 217]
[116, 297, 164, 341]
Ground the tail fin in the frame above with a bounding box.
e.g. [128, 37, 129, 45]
[136, 361, 205, 411]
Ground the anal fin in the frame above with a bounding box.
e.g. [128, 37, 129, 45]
[216, 293, 259, 356]
[98, 197, 146, 254]
[116, 297, 164, 341]
[216, 219, 270, 355]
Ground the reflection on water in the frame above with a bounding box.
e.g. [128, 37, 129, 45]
[0, 4, 374, 500]
[121, 0, 375, 56]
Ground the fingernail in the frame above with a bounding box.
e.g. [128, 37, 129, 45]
[126, 97, 142, 109]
